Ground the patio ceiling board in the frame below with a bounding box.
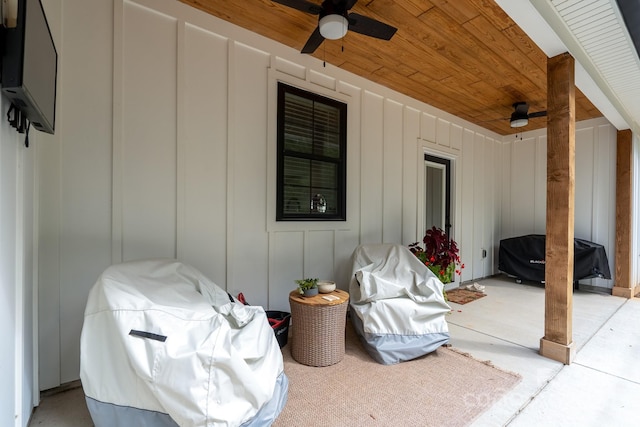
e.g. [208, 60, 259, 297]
[179, 0, 603, 135]
[394, 0, 434, 18]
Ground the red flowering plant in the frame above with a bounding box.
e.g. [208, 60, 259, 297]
[409, 226, 464, 284]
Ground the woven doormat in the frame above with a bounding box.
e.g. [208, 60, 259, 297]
[446, 288, 486, 305]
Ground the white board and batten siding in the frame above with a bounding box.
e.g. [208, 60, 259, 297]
[36, 0, 620, 391]
[110, 0, 503, 307]
[500, 119, 618, 289]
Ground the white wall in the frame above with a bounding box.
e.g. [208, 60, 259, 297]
[37, 0, 507, 388]
[37, 0, 113, 390]
[0, 96, 40, 427]
[500, 117, 618, 289]
[0, 1, 61, 424]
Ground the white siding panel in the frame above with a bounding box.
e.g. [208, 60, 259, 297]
[594, 124, 616, 288]
[510, 137, 536, 236]
[473, 134, 486, 279]
[55, 0, 114, 384]
[451, 124, 463, 151]
[402, 108, 420, 244]
[360, 91, 384, 244]
[437, 118, 451, 148]
[334, 230, 361, 288]
[421, 112, 436, 142]
[0, 112, 19, 424]
[228, 42, 270, 304]
[269, 231, 304, 312]
[121, 3, 177, 261]
[310, 70, 337, 91]
[180, 24, 228, 283]
[534, 135, 547, 234]
[484, 138, 496, 274]
[37, 139, 60, 390]
[500, 141, 513, 238]
[493, 140, 503, 272]
[383, 99, 403, 243]
[460, 129, 475, 282]
[575, 127, 595, 240]
[598, 125, 615, 243]
[274, 56, 306, 80]
[307, 230, 336, 280]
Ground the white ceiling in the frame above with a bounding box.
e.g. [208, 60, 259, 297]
[497, 0, 640, 132]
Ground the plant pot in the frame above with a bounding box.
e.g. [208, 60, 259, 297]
[302, 287, 319, 297]
[427, 263, 455, 284]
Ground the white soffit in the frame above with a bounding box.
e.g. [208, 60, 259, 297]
[496, 0, 633, 130]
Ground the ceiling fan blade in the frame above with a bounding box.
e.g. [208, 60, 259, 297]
[301, 26, 325, 53]
[348, 13, 397, 40]
[528, 111, 547, 118]
[345, 0, 359, 10]
[272, 0, 323, 15]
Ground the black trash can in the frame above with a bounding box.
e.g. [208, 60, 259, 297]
[266, 310, 291, 348]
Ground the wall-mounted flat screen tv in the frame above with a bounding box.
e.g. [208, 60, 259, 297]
[2, 0, 58, 134]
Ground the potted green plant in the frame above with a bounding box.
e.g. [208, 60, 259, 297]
[409, 226, 464, 284]
[295, 278, 319, 297]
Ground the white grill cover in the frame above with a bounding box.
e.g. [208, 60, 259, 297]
[349, 244, 451, 364]
[80, 259, 287, 426]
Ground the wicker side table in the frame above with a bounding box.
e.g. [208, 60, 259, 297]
[288, 289, 349, 367]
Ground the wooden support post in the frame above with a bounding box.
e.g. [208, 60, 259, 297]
[540, 53, 575, 364]
[612, 129, 636, 298]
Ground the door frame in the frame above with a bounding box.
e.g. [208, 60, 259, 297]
[417, 143, 460, 286]
[424, 154, 452, 238]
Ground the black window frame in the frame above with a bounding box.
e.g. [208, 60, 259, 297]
[276, 82, 347, 221]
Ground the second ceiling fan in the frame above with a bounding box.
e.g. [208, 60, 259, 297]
[272, 0, 397, 54]
[509, 102, 547, 128]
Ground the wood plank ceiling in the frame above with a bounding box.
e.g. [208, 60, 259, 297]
[180, 0, 603, 135]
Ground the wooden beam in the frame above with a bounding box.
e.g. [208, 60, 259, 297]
[540, 52, 575, 365]
[612, 129, 635, 298]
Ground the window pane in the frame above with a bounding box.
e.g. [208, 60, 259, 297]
[311, 160, 337, 191]
[283, 185, 309, 214]
[283, 92, 313, 154]
[277, 82, 346, 220]
[283, 156, 310, 187]
[283, 156, 309, 215]
[313, 103, 341, 158]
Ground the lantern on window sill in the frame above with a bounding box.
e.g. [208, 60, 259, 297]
[311, 194, 327, 213]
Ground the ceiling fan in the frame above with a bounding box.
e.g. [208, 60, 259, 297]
[509, 102, 547, 128]
[272, 0, 398, 54]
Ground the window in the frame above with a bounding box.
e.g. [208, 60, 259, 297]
[276, 83, 347, 221]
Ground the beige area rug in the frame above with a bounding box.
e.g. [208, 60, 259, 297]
[273, 323, 520, 427]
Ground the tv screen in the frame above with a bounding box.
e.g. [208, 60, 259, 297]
[1, 0, 57, 134]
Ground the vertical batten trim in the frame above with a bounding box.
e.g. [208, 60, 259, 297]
[14, 146, 25, 427]
[225, 40, 235, 290]
[111, 0, 124, 263]
[31, 141, 40, 403]
[590, 127, 598, 242]
[416, 141, 425, 242]
[175, 20, 186, 259]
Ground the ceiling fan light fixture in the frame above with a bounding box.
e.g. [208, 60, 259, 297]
[510, 117, 528, 128]
[319, 14, 348, 40]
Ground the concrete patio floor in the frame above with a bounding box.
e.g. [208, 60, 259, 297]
[447, 275, 639, 426]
